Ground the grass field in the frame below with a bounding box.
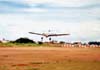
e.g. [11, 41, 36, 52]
[0, 42, 63, 47]
[0, 43, 100, 70]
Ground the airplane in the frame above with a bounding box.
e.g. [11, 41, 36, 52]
[29, 32, 70, 38]
[29, 31, 70, 42]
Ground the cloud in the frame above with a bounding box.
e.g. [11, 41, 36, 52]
[0, 0, 100, 42]
[24, 0, 100, 7]
[2, 0, 100, 7]
[0, 1, 30, 8]
[0, 14, 100, 42]
[0, 0, 100, 20]
[22, 8, 48, 13]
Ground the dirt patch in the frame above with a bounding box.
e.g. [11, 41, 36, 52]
[0, 47, 100, 67]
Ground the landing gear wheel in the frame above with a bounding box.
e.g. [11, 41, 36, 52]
[49, 37, 51, 42]
[41, 37, 43, 42]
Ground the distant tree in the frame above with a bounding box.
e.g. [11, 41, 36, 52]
[38, 41, 43, 44]
[14, 37, 35, 43]
[9, 41, 15, 43]
[88, 41, 100, 45]
[73, 42, 82, 45]
[50, 40, 57, 44]
[59, 41, 65, 44]
[0, 40, 2, 43]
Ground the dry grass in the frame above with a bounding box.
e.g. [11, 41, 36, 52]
[0, 47, 100, 70]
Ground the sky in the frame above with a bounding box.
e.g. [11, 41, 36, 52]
[0, 0, 100, 42]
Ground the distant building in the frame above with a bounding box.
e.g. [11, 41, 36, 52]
[1, 38, 9, 43]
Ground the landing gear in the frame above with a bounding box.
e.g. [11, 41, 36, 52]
[41, 37, 43, 42]
[41, 37, 52, 42]
[49, 37, 52, 42]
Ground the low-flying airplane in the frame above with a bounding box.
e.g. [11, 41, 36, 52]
[29, 32, 70, 38]
[29, 31, 70, 42]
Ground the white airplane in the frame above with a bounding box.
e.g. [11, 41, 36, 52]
[29, 32, 70, 38]
[29, 31, 70, 42]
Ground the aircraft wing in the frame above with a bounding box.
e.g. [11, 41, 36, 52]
[48, 34, 70, 37]
[29, 32, 70, 37]
[29, 32, 43, 36]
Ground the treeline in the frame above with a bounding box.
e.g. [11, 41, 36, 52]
[88, 41, 100, 45]
[8, 37, 100, 46]
[10, 37, 64, 44]
[9, 37, 44, 45]
[10, 37, 36, 43]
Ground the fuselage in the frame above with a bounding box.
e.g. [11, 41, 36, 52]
[42, 33, 49, 37]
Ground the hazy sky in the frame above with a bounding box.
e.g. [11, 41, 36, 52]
[0, 0, 100, 42]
